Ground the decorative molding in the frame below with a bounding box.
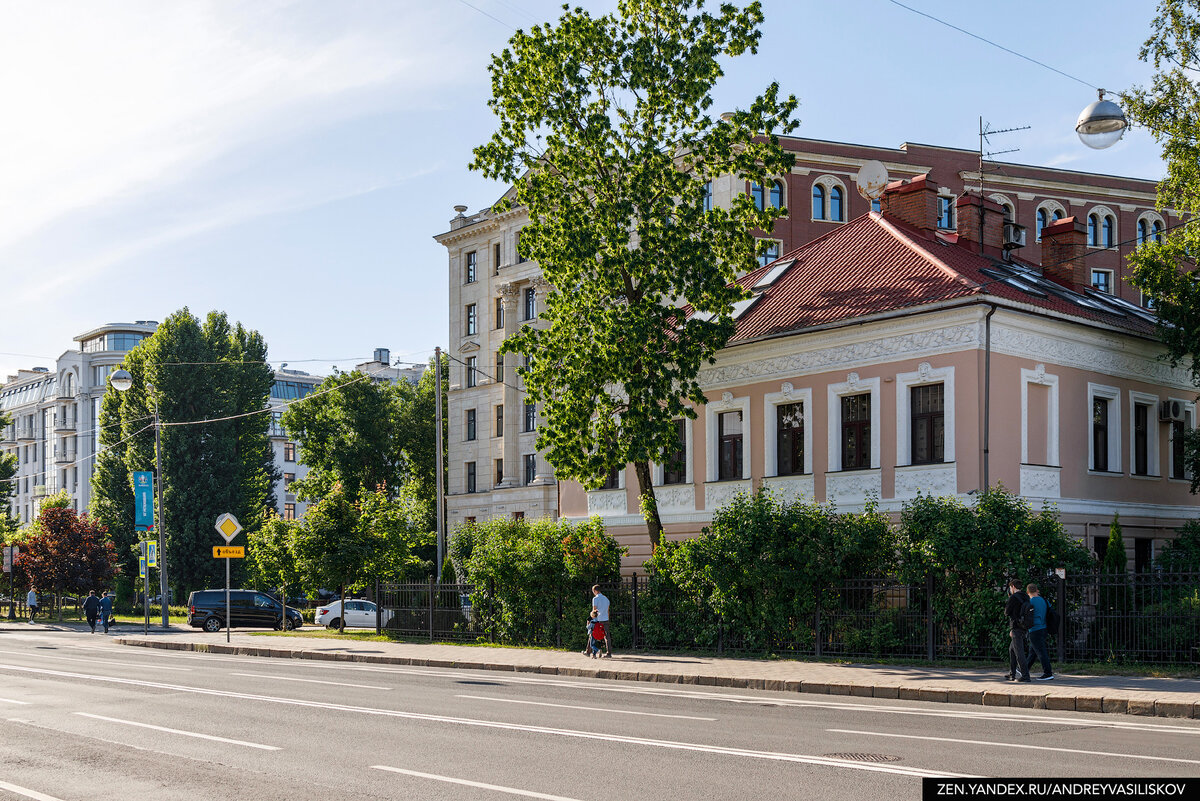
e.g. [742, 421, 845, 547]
[1020, 366, 1060, 466]
[764, 385, 814, 478]
[824, 469, 882, 505]
[459, 340, 481, 353]
[656, 485, 696, 512]
[1020, 465, 1061, 499]
[894, 463, 957, 499]
[587, 489, 627, 516]
[895, 363, 955, 466]
[760, 475, 815, 503]
[704, 480, 751, 510]
[780, 382, 795, 397]
[846, 371, 860, 389]
[917, 361, 932, 381]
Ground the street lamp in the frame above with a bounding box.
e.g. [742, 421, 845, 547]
[1076, 89, 1129, 150]
[109, 369, 169, 629]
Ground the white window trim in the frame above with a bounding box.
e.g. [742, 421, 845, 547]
[757, 237, 783, 267]
[827, 374, 881, 472]
[1136, 211, 1166, 246]
[1090, 268, 1115, 295]
[764, 384, 814, 477]
[1168, 399, 1196, 481]
[936, 191, 958, 230]
[1020, 365, 1060, 466]
[652, 417, 695, 486]
[1088, 205, 1118, 249]
[895, 363, 955, 466]
[706, 393, 752, 482]
[1034, 200, 1067, 242]
[1129, 391, 1162, 477]
[1088, 382, 1122, 473]
[811, 175, 847, 223]
[987, 193, 1015, 221]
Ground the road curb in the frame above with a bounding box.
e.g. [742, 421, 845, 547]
[112, 637, 1200, 720]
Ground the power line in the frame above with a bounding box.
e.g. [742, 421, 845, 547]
[454, 0, 515, 30]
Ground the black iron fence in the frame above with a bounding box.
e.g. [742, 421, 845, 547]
[374, 570, 1200, 665]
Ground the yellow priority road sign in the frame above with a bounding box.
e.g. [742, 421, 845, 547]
[213, 546, 245, 559]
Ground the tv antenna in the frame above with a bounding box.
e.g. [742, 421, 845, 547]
[977, 117, 1030, 199]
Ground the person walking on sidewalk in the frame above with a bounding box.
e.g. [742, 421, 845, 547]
[1004, 579, 1032, 682]
[1024, 583, 1055, 680]
[26, 588, 38, 622]
[591, 585, 612, 658]
[99, 590, 114, 634]
[82, 590, 101, 634]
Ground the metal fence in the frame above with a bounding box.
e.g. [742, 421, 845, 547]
[374, 570, 1200, 665]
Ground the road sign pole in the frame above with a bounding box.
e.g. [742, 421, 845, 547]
[226, 556, 231, 644]
[155, 397, 168, 630]
[141, 541, 149, 636]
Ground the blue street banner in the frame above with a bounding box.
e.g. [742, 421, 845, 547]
[134, 471, 154, 530]
[147, 541, 157, 568]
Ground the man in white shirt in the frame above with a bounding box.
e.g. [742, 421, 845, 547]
[591, 585, 612, 658]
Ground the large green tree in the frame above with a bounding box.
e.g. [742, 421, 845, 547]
[1125, 0, 1200, 487]
[0, 410, 16, 530]
[89, 308, 276, 596]
[470, 0, 797, 549]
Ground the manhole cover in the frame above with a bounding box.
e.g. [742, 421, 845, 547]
[823, 753, 902, 763]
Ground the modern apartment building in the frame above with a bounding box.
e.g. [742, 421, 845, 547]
[268, 367, 322, 521]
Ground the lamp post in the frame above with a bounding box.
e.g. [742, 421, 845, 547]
[109, 369, 169, 629]
[1076, 89, 1129, 150]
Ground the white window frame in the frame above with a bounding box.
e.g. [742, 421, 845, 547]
[706, 393, 752, 482]
[757, 238, 783, 267]
[1088, 383, 1122, 474]
[827, 374, 881, 472]
[1090, 268, 1115, 295]
[936, 192, 957, 230]
[1168, 399, 1196, 482]
[1088, 205, 1118, 249]
[811, 175, 847, 223]
[652, 417, 695, 486]
[1136, 211, 1165, 247]
[764, 384, 813, 477]
[895, 364, 955, 466]
[1020, 366, 1060, 466]
[1129, 391, 1162, 477]
[1034, 200, 1067, 242]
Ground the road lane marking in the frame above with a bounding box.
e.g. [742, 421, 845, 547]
[73, 712, 281, 750]
[231, 672, 391, 690]
[372, 766, 586, 800]
[0, 779, 67, 801]
[0, 697, 30, 705]
[0, 662, 972, 779]
[827, 728, 1200, 766]
[0, 649, 191, 671]
[456, 694, 716, 721]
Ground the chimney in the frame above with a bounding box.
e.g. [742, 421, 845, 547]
[1040, 216, 1088, 287]
[956, 193, 1007, 253]
[880, 173, 939, 232]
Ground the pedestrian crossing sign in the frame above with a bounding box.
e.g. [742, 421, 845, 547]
[139, 555, 147, 579]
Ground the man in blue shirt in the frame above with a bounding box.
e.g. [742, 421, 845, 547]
[98, 590, 114, 634]
[1024, 583, 1054, 680]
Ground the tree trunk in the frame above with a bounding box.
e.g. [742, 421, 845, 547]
[633, 460, 662, 551]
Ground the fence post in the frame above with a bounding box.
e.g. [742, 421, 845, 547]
[1057, 573, 1066, 664]
[925, 573, 935, 661]
[375, 578, 381, 636]
[631, 573, 639, 651]
[428, 576, 435, 642]
[814, 586, 822, 658]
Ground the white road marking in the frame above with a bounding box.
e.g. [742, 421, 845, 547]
[372, 766, 587, 801]
[0, 697, 30, 705]
[231, 672, 391, 690]
[0, 649, 191, 671]
[0, 779, 67, 801]
[457, 694, 716, 721]
[0, 662, 972, 779]
[827, 728, 1200, 766]
[73, 712, 281, 750]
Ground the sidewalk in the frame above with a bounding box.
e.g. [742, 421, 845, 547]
[84, 626, 1200, 721]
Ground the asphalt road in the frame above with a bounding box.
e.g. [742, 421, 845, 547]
[0, 631, 1197, 800]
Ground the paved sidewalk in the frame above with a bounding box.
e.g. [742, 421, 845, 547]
[82, 626, 1200, 721]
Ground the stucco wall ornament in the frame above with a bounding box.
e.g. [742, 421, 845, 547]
[918, 362, 932, 381]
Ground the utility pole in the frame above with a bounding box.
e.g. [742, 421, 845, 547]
[154, 393, 168, 628]
[434, 346, 445, 582]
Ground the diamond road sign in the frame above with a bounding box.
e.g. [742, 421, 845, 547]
[214, 513, 242, 543]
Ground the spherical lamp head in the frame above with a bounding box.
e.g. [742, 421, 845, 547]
[1076, 90, 1128, 150]
[109, 369, 133, 392]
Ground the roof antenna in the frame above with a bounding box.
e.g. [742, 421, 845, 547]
[977, 117, 1030, 255]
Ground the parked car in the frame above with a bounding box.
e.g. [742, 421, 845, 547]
[186, 589, 303, 633]
[315, 599, 391, 629]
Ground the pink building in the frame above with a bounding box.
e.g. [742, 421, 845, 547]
[558, 174, 1198, 572]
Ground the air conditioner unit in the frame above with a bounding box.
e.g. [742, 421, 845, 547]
[1003, 222, 1027, 250]
[1160, 399, 1186, 423]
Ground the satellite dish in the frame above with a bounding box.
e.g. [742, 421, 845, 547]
[856, 160, 889, 200]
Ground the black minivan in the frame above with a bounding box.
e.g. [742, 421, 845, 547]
[187, 589, 303, 633]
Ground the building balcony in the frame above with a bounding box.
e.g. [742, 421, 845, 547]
[54, 447, 77, 464]
[15, 426, 36, 442]
[0, 429, 15, 446]
[54, 417, 76, 434]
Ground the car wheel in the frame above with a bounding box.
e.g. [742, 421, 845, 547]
[326, 618, 341, 630]
[284, 618, 297, 631]
[203, 616, 223, 633]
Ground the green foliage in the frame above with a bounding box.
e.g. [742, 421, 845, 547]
[17, 507, 119, 595]
[0, 410, 14, 525]
[471, 0, 797, 548]
[1158, 518, 1200, 570]
[1103, 514, 1128, 574]
[246, 514, 301, 594]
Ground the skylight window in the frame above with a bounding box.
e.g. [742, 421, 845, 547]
[730, 296, 760, 319]
[752, 259, 794, 290]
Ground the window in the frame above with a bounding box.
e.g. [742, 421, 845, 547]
[770, 180, 783, 210]
[910, 384, 944, 465]
[524, 401, 536, 432]
[717, 410, 743, 481]
[1154, 220, 1164, 243]
[812, 184, 825, 220]
[283, 503, 295, 521]
[495, 351, 504, 383]
[1088, 214, 1099, 246]
[284, 472, 295, 489]
[1091, 269, 1113, 294]
[466, 356, 477, 388]
[776, 402, 804, 475]
[1102, 216, 1115, 248]
[493, 242, 501, 274]
[751, 181, 765, 211]
[465, 304, 477, 336]
[495, 458, 504, 486]
[1133, 402, 1150, 476]
[602, 465, 621, 490]
[465, 462, 476, 493]
[465, 408, 476, 441]
[465, 251, 477, 284]
[524, 454, 536, 485]
[465, 516, 476, 524]
[841, 394, 871, 470]
[524, 287, 536, 320]
[703, 181, 713, 212]
[871, 198, 881, 213]
[1138, 219, 1149, 246]
[830, 185, 843, 222]
[1134, 537, 1153, 574]
[495, 404, 504, 436]
[1036, 209, 1048, 242]
[751, 180, 782, 211]
[663, 419, 687, 485]
[1092, 397, 1109, 472]
[284, 442, 296, 462]
[512, 511, 525, 521]
[757, 240, 780, 267]
[937, 196, 954, 229]
[495, 298, 504, 329]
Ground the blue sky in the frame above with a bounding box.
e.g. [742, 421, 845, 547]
[0, 0, 1165, 382]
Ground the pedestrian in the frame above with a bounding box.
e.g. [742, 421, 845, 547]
[584, 609, 603, 658]
[98, 590, 114, 634]
[1004, 578, 1033, 682]
[591, 584, 612, 658]
[1024, 583, 1055, 681]
[82, 590, 101, 634]
[26, 587, 38, 623]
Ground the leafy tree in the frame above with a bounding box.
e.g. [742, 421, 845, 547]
[1124, 0, 1200, 487]
[89, 308, 276, 596]
[1103, 514, 1128, 574]
[1157, 518, 1200, 570]
[17, 506, 118, 606]
[470, 0, 797, 550]
[246, 514, 301, 596]
[396, 353, 449, 533]
[0, 410, 15, 527]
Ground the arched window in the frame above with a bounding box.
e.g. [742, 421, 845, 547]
[1002, 203, 1015, 223]
[751, 181, 765, 211]
[1138, 219, 1149, 246]
[812, 184, 826, 220]
[1036, 208, 1048, 242]
[769, 180, 783, 210]
[1102, 215, 1115, 248]
[1154, 220, 1164, 243]
[830, 186, 843, 222]
[1053, 209, 1064, 222]
[1088, 214, 1099, 246]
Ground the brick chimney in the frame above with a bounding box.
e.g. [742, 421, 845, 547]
[880, 173, 939, 232]
[956, 193, 1006, 253]
[1040, 216, 1088, 287]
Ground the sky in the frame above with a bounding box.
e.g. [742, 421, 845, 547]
[0, 0, 1168, 383]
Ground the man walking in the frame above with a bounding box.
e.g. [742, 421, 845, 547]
[591, 585, 612, 658]
[99, 590, 114, 634]
[1024, 583, 1054, 680]
[82, 590, 101, 633]
[1004, 579, 1032, 682]
[26, 587, 38, 623]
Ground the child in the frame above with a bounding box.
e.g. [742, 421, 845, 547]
[584, 609, 605, 658]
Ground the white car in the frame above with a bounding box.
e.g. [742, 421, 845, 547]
[314, 599, 391, 629]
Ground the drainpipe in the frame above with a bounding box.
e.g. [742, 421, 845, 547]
[983, 304, 997, 492]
